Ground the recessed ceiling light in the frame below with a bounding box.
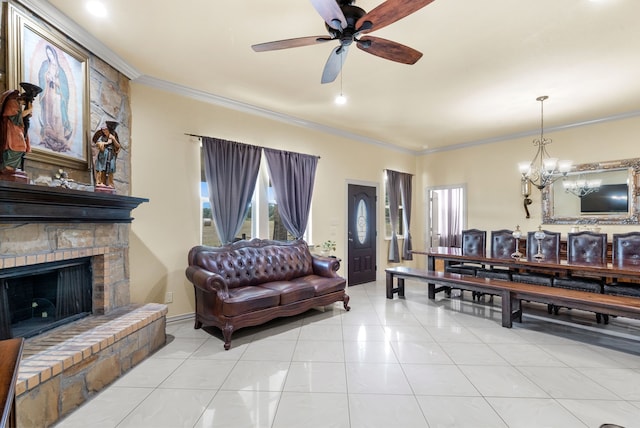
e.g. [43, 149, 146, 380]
[86, 1, 107, 17]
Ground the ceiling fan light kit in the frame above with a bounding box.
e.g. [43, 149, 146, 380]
[251, 0, 436, 84]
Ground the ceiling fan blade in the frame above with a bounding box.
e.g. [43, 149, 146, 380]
[309, 0, 347, 30]
[356, 0, 436, 34]
[252, 36, 332, 52]
[356, 36, 422, 64]
[321, 45, 349, 84]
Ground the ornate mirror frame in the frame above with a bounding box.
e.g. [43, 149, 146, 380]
[542, 158, 640, 225]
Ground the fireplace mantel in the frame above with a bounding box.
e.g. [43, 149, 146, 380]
[0, 181, 148, 223]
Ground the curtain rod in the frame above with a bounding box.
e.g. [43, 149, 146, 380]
[384, 169, 414, 176]
[185, 133, 320, 159]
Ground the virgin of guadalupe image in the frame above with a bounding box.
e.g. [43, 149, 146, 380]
[38, 45, 73, 152]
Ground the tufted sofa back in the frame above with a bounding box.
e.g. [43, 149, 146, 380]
[188, 239, 314, 289]
[566, 231, 607, 264]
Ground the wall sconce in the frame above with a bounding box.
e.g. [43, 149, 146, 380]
[521, 177, 532, 218]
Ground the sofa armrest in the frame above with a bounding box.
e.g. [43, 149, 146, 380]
[185, 266, 230, 299]
[311, 255, 341, 278]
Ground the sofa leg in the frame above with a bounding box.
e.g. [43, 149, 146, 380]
[343, 294, 351, 311]
[194, 319, 203, 329]
[223, 324, 234, 350]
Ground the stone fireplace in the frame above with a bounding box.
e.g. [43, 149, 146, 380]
[0, 180, 167, 427]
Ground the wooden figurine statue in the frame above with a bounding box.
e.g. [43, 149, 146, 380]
[0, 83, 42, 183]
[92, 121, 120, 191]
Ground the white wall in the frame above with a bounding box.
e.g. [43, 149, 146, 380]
[129, 82, 640, 316]
[416, 115, 640, 267]
[129, 83, 417, 317]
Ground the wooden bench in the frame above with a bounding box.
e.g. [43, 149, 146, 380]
[385, 267, 640, 328]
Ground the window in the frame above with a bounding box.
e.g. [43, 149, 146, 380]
[200, 181, 220, 246]
[200, 149, 307, 245]
[200, 180, 254, 246]
[428, 186, 465, 248]
[268, 177, 294, 241]
[384, 180, 403, 239]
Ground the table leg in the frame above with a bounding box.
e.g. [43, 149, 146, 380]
[398, 278, 405, 297]
[427, 255, 436, 294]
[386, 271, 394, 299]
[501, 291, 513, 328]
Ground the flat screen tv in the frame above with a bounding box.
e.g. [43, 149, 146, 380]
[580, 183, 629, 213]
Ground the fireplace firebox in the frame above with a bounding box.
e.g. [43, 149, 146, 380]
[0, 258, 92, 340]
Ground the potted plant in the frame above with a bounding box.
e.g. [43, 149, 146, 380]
[320, 240, 336, 257]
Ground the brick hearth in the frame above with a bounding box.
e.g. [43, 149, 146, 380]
[15, 303, 166, 427]
[0, 185, 163, 427]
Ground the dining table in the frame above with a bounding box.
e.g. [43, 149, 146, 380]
[412, 247, 640, 282]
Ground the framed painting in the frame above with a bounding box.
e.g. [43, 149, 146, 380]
[6, 3, 90, 169]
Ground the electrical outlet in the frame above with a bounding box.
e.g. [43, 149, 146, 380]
[165, 292, 173, 303]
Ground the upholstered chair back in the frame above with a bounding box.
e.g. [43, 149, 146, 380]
[566, 231, 607, 264]
[490, 229, 516, 259]
[612, 232, 640, 268]
[525, 230, 561, 261]
[461, 229, 486, 257]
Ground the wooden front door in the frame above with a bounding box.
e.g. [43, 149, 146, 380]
[347, 184, 377, 285]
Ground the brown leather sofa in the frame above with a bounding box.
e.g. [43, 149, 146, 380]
[186, 239, 350, 349]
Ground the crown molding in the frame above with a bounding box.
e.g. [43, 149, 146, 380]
[134, 75, 418, 155]
[420, 109, 640, 155]
[14, 0, 141, 79]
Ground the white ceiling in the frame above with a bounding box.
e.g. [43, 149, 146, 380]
[29, 0, 640, 153]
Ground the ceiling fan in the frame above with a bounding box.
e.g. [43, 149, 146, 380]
[251, 0, 436, 84]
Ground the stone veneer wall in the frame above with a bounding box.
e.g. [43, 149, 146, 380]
[0, 222, 132, 313]
[0, 220, 169, 427]
[0, 3, 167, 427]
[0, 219, 169, 428]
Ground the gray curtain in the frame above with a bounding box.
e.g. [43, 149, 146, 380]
[203, 137, 262, 244]
[400, 173, 413, 260]
[264, 149, 318, 239]
[386, 170, 401, 262]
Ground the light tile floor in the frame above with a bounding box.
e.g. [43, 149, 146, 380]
[55, 280, 640, 428]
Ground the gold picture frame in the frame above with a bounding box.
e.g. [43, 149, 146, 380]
[6, 2, 90, 169]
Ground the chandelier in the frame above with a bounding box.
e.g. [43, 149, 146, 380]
[562, 176, 602, 198]
[518, 96, 572, 190]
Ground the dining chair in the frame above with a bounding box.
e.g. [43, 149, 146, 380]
[511, 230, 560, 313]
[604, 232, 640, 298]
[475, 229, 516, 301]
[512, 230, 561, 286]
[445, 229, 486, 275]
[445, 229, 486, 297]
[553, 231, 608, 323]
